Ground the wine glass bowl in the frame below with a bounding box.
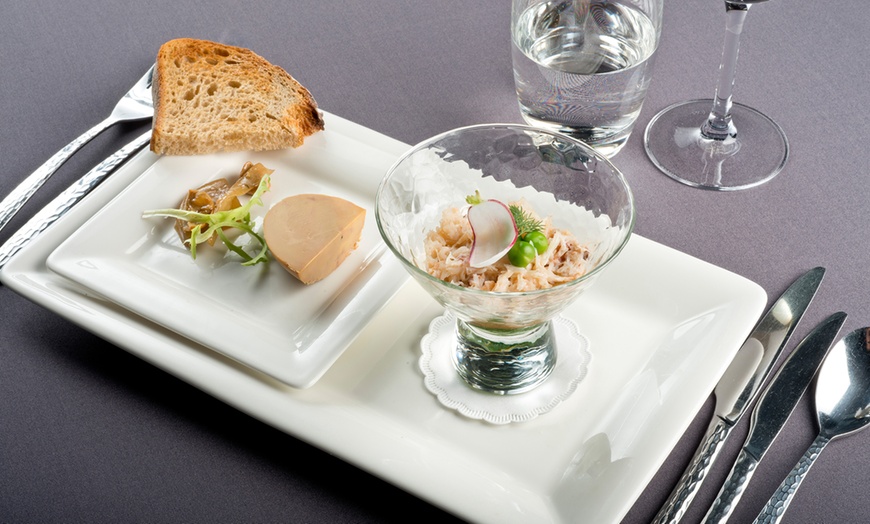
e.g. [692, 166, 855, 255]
[375, 124, 634, 394]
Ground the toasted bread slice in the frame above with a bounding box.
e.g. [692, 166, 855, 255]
[150, 38, 324, 155]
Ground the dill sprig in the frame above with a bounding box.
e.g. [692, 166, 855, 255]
[509, 204, 543, 238]
[465, 190, 543, 239]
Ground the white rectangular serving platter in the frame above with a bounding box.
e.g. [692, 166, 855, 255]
[1, 111, 767, 523]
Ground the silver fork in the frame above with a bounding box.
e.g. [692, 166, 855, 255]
[0, 64, 154, 235]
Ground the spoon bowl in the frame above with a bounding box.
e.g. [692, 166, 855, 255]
[754, 327, 870, 523]
[815, 327, 870, 437]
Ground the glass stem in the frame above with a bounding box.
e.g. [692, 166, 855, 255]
[701, 2, 750, 141]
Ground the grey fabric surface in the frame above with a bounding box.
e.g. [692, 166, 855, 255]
[1, 1, 868, 523]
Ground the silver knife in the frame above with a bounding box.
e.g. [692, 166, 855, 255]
[0, 131, 151, 273]
[653, 266, 825, 524]
[701, 310, 848, 524]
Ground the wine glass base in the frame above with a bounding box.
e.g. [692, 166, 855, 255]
[644, 99, 789, 191]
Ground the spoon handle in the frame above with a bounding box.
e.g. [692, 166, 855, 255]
[753, 433, 831, 524]
[653, 417, 734, 524]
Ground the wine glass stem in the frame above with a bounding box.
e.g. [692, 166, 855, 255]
[701, 3, 751, 141]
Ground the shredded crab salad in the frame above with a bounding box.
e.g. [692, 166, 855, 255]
[424, 198, 590, 292]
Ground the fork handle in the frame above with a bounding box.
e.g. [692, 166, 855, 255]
[753, 434, 831, 524]
[0, 131, 151, 273]
[0, 116, 117, 234]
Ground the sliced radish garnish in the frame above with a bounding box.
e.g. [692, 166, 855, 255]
[467, 199, 518, 268]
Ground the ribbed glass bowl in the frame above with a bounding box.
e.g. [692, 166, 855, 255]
[375, 124, 634, 394]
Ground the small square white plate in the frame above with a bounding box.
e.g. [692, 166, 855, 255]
[45, 113, 409, 388]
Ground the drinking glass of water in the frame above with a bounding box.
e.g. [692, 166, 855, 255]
[511, 0, 663, 158]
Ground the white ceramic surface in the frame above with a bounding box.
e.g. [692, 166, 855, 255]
[1, 111, 767, 524]
[44, 113, 409, 388]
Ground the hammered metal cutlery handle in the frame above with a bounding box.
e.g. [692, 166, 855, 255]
[654, 417, 734, 524]
[753, 434, 831, 524]
[0, 66, 153, 237]
[0, 117, 115, 234]
[0, 131, 151, 272]
[702, 449, 759, 523]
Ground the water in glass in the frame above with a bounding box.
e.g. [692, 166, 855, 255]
[512, 1, 659, 157]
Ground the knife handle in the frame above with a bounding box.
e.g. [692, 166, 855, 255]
[0, 131, 151, 273]
[753, 434, 831, 524]
[654, 417, 734, 524]
[702, 448, 759, 524]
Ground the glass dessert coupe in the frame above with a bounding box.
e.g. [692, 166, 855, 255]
[375, 124, 634, 395]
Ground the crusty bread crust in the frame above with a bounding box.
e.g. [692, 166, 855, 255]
[150, 38, 324, 155]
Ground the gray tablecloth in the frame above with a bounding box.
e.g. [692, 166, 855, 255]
[2, 2, 868, 523]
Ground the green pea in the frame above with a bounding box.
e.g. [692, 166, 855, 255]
[508, 240, 537, 268]
[524, 231, 548, 254]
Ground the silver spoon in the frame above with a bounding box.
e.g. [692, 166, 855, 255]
[0, 65, 154, 235]
[753, 327, 870, 524]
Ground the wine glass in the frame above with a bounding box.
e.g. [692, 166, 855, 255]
[643, 1, 788, 191]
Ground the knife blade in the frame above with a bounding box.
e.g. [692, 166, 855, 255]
[653, 266, 825, 524]
[701, 310, 847, 524]
[0, 131, 151, 274]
